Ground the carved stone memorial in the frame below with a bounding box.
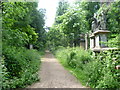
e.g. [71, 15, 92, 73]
[90, 10, 110, 50]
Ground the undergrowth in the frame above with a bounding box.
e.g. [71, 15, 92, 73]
[55, 47, 120, 88]
[1, 45, 42, 89]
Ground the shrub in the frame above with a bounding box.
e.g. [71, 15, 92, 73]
[73, 48, 93, 69]
[2, 44, 41, 89]
[56, 47, 93, 68]
[55, 47, 120, 88]
[82, 50, 120, 88]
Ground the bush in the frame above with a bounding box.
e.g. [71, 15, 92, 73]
[2, 44, 41, 89]
[56, 47, 93, 68]
[84, 50, 120, 88]
[55, 47, 120, 88]
[95, 50, 120, 88]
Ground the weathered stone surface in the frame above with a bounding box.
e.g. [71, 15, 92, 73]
[116, 65, 120, 70]
[90, 30, 110, 49]
[90, 38, 94, 49]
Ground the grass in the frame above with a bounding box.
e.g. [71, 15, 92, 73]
[56, 51, 88, 87]
[55, 47, 120, 88]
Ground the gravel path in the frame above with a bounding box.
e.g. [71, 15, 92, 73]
[28, 50, 85, 88]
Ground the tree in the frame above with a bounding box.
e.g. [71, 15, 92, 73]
[47, 25, 68, 51]
[2, 2, 46, 49]
[2, 2, 38, 47]
[76, 1, 100, 31]
[30, 8, 46, 50]
[55, 0, 69, 24]
[2, 2, 46, 88]
[106, 1, 120, 47]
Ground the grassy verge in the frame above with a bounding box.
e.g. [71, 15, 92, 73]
[55, 47, 120, 88]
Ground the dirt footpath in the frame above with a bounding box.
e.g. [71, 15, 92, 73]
[28, 50, 85, 88]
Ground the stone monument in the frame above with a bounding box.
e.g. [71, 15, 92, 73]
[98, 10, 107, 30]
[90, 9, 110, 51]
[92, 13, 98, 32]
[30, 44, 33, 49]
[80, 34, 85, 49]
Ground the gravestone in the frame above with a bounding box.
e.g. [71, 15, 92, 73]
[30, 44, 33, 49]
[90, 34, 95, 49]
[85, 34, 88, 50]
[80, 34, 85, 49]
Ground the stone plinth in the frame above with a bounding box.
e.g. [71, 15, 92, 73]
[93, 30, 110, 35]
[90, 30, 110, 49]
[91, 47, 119, 52]
[94, 30, 110, 48]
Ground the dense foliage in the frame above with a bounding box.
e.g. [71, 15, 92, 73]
[2, 2, 46, 49]
[52, 1, 120, 88]
[76, 1, 100, 31]
[47, 1, 120, 49]
[2, 2, 37, 46]
[31, 8, 46, 50]
[47, 1, 100, 51]
[1, 2, 46, 89]
[56, 47, 120, 88]
[2, 46, 41, 89]
[55, 0, 69, 24]
[107, 1, 120, 48]
[1, 0, 120, 89]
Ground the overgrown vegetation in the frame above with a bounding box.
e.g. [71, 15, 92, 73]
[47, 1, 120, 49]
[2, 46, 41, 89]
[107, 1, 120, 48]
[47, 1, 101, 51]
[56, 47, 120, 88]
[1, 0, 120, 89]
[48, 1, 120, 88]
[1, 2, 46, 89]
